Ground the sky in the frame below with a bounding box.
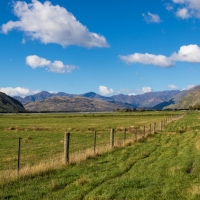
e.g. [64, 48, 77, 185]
[1, 0, 200, 97]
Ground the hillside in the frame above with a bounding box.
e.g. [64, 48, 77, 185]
[162, 85, 200, 109]
[24, 96, 127, 112]
[0, 92, 25, 113]
[164, 91, 200, 110]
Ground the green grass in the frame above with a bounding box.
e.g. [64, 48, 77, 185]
[1, 110, 197, 199]
[0, 111, 181, 171]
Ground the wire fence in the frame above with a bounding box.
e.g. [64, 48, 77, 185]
[0, 114, 184, 175]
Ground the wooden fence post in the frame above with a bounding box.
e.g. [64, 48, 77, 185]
[17, 137, 22, 176]
[110, 129, 114, 148]
[135, 127, 138, 142]
[64, 132, 70, 164]
[150, 124, 152, 134]
[94, 131, 97, 153]
[160, 121, 162, 131]
[124, 128, 126, 143]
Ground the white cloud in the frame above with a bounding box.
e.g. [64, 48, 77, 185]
[172, 0, 200, 18]
[0, 87, 40, 97]
[168, 84, 179, 90]
[26, 55, 77, 73]
[165, 3, 174, 11]
[119, 44, 200, 67]
[142, 12, 162, 23]
[176, 8, 191, 19]
[141, 87, 153, 93]
[117, 87, 153, 95]
[99, 86, 114, 95]
[128, 93, 136, 96]
[173, 0, 186, 3]
[119, 53, 173, 68]
[182, 85, 195, 90]
[1, 0, 108, 48]
[171, 44, 200, 62]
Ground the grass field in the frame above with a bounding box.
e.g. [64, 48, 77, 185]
[0, 111, 180, 171]
[1, 110, 198, 199]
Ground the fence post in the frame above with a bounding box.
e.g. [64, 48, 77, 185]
[64, 132, 70, 164]
[150, 124, 152, 134]
[160, 121, 162, 131]
[135, 127, 138, 142]
[17, 137, 22, 176]
[124, 128, 126, 143]
[110, 129, 114, 148]
[94, 131, 97, 153]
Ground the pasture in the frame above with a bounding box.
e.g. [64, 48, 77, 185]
[2, 111, 200, 199]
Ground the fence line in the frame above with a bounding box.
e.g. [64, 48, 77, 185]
[1, 114, 185, 175]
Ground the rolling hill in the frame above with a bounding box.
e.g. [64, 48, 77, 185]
[24, 96, 129, 112]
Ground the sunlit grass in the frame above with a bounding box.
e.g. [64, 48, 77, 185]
[2, 111, 199, 199]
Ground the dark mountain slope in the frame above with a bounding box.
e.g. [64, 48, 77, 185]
[0, 92, 25, 112]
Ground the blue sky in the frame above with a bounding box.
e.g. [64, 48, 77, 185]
[1, 0, 200, 97]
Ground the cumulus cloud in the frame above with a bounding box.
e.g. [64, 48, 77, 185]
[182, 85, 195, 90]
[165, 3, 174, 11]
[1, 0, 108, 48]
[117, 87, 153, 95]
[26, 55, 77, 73]
[119, 44, 200, 68]
[176, 8, 191, 18]
[119, 53, 173, 68]
[0, 87, 40, 97]
[99, 86, 114, 95]
[141, 87, 153, 93]
[142, 12, 162, 23]
[171, 44, 200, 62]
[172, 0, 200, 18]
[168, 84, 179, 90]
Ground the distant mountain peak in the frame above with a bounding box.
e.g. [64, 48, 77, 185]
[82, 92, 97, 98]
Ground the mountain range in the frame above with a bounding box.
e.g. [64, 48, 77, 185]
[2, 84, 200, 113]
[14, 90, 181, 108]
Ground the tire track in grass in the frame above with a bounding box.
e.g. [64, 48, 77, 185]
[82, 129, 192, 200]
[81, 142, 162, 200]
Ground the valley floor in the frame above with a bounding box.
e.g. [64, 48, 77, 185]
[1, 112, 200, 199]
